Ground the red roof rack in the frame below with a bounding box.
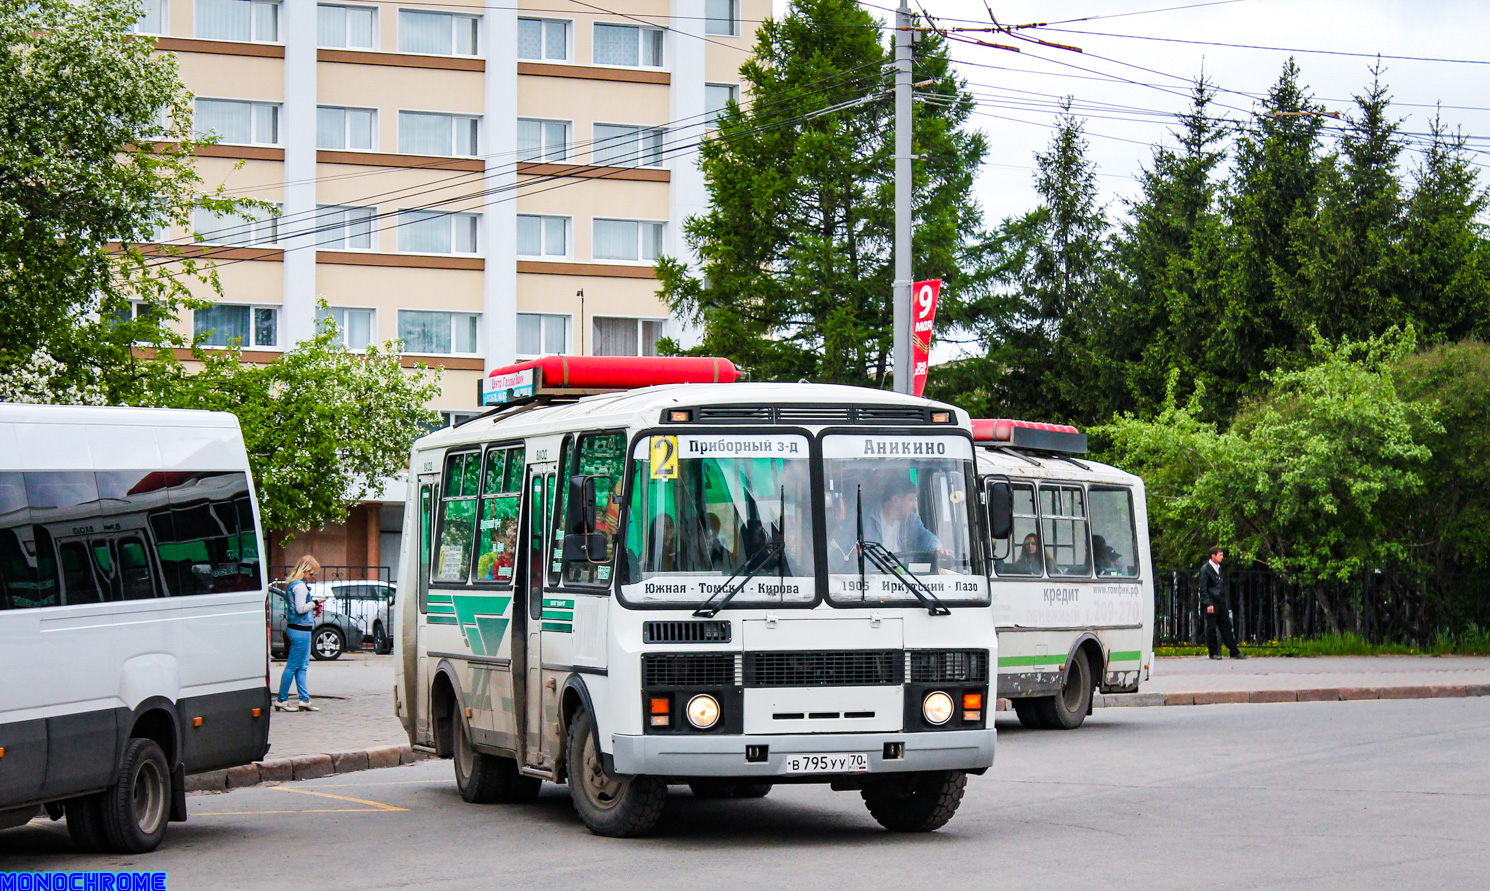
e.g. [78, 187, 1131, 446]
[970, 418, 1087, 454]
[478, 355, 739, 407]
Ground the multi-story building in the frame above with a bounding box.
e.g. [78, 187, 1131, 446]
[137, 0, 762, 572]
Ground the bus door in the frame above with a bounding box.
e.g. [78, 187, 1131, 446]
[520, 463, 557, 772]
[413, 475, 437, 746]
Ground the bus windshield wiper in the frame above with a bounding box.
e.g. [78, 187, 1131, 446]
[693, 539, 785, 618]
[854, 486, 950, 617]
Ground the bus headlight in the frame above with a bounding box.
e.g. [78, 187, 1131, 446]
[685, 694, 720, 729]
[922, 691, 954, 726]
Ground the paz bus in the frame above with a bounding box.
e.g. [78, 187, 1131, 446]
[0, 405, 271, 853]
[973, 419, 1154, 729]
[393, 356, 996, 837]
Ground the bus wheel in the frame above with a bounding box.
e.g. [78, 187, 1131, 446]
[453, 716, 539, 803]
[861, 770, 967, 832]
[64, 795, 108, 853]
[98, 738, 171, 854]
[566, 707, 665, 837]
[1034, 649, 1093, 730]
[1010, 698, 1047, 729]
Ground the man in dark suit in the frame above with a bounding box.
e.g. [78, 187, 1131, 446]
[1200, 546, 1244, 660]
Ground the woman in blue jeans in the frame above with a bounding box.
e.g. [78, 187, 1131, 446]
[276, 555, 323, 711]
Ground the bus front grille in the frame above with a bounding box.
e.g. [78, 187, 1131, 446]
[909, 649, 990, 684]
[642, 620, 732, 644]
[745, 650, 903, 687]
[642, 653, 735, 688]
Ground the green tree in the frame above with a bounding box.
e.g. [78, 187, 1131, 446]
[1097, 329, 1435, 588]
[974, 102, 1109, 421]
[140, 321, 442, 535]
[0, 0, 248, 397]
[657, 0, 993, 386]
[1211, 59, 1326, 416]
[1396, 117, 1490, 343]
[1091, 78, 1228, 421]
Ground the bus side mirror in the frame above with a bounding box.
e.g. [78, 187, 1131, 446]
[986, 481, 1013, 540]
[563, 475, 608, 563]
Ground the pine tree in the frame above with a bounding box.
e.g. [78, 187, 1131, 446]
[976, 102, 1109, 421]
[657, 0, 993, 386]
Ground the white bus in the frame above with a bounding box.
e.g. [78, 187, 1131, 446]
[973, 419, 1154, 729]
[395, 357, 996, 837]
[0, 405, 271, 853]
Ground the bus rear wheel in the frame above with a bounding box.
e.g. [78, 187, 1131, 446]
[96, 737, 171, 854]
[566, 707, 665, 837]
[1032, 649, 1093, 730]
[453, 717, 540, 804]
[861, 770, 967, 832]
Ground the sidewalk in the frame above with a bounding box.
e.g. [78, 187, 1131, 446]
[190, 652, 1490, 792]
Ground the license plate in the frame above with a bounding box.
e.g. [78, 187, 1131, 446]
[782, 752, 870, 774]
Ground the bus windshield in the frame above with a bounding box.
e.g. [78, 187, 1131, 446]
[822, 433, 986, 607]
[619, 433, 814, 607]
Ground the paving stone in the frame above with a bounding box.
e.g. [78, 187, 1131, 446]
[1296, 688, 1344, 702]
[185, 770, 228, 793]
[1163, 693, 1195, 706]
[1338, 687, 1380, 700]
[1376, 685, 1434, 700]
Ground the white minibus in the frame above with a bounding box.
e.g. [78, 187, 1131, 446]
[0, 405, 271, 852]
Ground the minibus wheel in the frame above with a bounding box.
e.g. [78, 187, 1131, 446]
[566, 707, 665, 837]
[453, 717, 541, 804]
[861, 770, 967, 832]
[98, 738, 171, 853]
[1033, 649, 1093, 730]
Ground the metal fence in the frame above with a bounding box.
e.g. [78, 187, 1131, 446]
[1156, 567, 1490, 647]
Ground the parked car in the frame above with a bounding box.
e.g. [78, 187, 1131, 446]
[309, 580, 396, 654]
[268, 584, 366, 661]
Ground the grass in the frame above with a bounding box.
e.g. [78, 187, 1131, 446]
[1156, 627, 1490, 658]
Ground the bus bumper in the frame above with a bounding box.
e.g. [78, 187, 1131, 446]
[608, 729, 995, 778]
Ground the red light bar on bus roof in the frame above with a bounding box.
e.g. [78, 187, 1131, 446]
[971, 418, 1088, 454]
[478, 355, 740, 407]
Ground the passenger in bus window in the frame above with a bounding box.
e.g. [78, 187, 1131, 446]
[1092, 535, 1120, 576]
[1007, 533, 1046, 576]
[863, 473, 947, 561]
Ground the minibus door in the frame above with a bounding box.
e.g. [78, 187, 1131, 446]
[412, 475, 437, 746]
[519, 464, 557, 772]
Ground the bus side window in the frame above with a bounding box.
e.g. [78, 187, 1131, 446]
[562, 432, 627, 587]
[473, 447, 522, 586]
[548, 437, 571, 586]
[417, 483, 434, 613]
[59, 541, 104, 605]
[994, 483, 1042, 577]
[117, 537, 157, 599]
[434, 451, 481, 585]
[1039, 484, 1090, 578]
[1089, 487, 1139, 577]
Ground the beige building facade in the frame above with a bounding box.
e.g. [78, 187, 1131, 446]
[137, 0, 762, 570]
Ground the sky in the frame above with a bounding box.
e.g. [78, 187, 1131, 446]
[856, 0, 1490, 224]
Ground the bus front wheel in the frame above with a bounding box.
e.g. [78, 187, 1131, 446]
[861, 770, 967, 832]
[566, 707, 665, 837]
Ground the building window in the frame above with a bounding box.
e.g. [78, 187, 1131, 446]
[318, 106, 376, 150]
[134, 0, 168, 34]
[193, 206, 279, 245]
[592, 218, 662, 262]
[196, 304, 278, 348]
[195, 0, 279, 41]
[316, 306, 375, 349]
[704, 0, 737, 36]
[593, 23, 662, 67]
[516, 215, 568, 258]
[591, 124, 665, 168]
[705, 83, 738, 127]
[398, 111, 479, 157]
[516, 119, 568, 163]
[195, 99, 279, 145]
[517, 313, 570, 356]
[398, 310, 478, 355]
[398, 210, 479, 254]
[315, 205, 376, 249]
[399, 10, 478, 56]
[318, 4, 375, 48]
[592, 317, 663, 357]
[518, 17, 567, 61]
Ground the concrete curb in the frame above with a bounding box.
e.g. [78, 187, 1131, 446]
[988, 683, 1490, 713]
[186, 744, 427, 793]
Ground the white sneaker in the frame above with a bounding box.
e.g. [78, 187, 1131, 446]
[297, 701, 320, 712]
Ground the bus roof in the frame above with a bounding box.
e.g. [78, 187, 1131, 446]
[415, 382, 969, 453]
[0, 404, 250, 472]
[973, 446, 1142, 488]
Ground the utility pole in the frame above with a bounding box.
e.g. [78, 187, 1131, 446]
[891, 0, 914, 394]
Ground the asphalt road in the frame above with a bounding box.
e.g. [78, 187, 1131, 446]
[4, 697, 1488, 890]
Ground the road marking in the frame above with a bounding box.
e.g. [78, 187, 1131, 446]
[195, 785, 409, 816]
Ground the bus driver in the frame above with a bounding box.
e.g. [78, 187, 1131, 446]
[861, 473, 950, 562]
